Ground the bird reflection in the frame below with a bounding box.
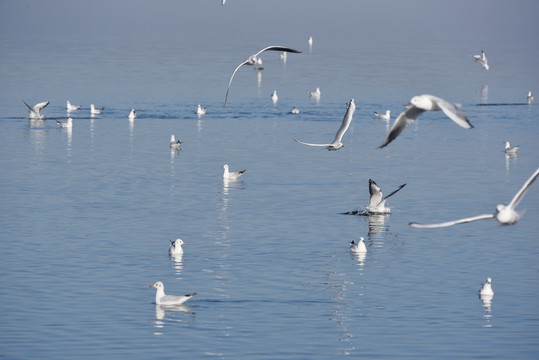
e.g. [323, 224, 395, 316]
[365, 214, 389, 247]
[477, 85, 488, 102]
[169, 254, 184, 278]
[479, 294, 494, 326]
[505, 153, 518, 174]
[152, 304, 194, 334]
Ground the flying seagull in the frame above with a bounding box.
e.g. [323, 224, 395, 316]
[410, 167, 539, 228]
[379, 94, 473, 148]
[473, 49, 489, 71]
[24, 100, 49, 119]
[294, 98, 356, 151]
[224, 46, 301, 105]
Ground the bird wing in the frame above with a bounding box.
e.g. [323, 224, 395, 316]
[378, 105, 424, 148]
[430, 95, 473, 129]
[409, 213, 495, 228]
[376, 183, 406, 207]
[331, 100, 356, 143]
[23, 101, 34, 113]
[224, 59, 250, 105]
[34, 101, 50, 111]
[368, 179, 382, 208]
[507, 167, 539, 209]
[254, 46, 302, 57]
[294, 139, 331, 147]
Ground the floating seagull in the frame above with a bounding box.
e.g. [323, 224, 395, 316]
[222, 164, 246, 180]
[504, 141, 519, 155]
[290, 107, 300, 114]
[90, 104, 104, 115]
[66, 101, 80, 112]
[170, 134, 182, 150]
[378, 94, 473, 148]
[196, 104, 207, 115]
[169, 239, 185, 257]
[271, 90, 278, 103]
[350, 237, 367, 254]
[294, 98, 356, 151]
[24, 100, 49, 119]
[410, 167, 539, 228]
[56, 117, 74, 128]
[150, 281, 196, 306]
[366, 179, 407, 214]
[309, 87, 321, 98]
[473, 49, 489, 71]
[527, 91, 534, 103]
[374, 110, 391, 121]
[128, 109, 137, 120]
[479, 277, 494, 296]
[224, 45, 301, 105]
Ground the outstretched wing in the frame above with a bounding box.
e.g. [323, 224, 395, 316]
[429, 95, 473, 129]
[409, 213, 494, 228]
[331, 99, 355, 143]
[379, 105, 424, 148]
[368, 179, 382, 208]
[254, 46, 302, 57]
[224, 59, 250, 105]
[293, 139, 331, 147]
[508, 167, 539, 209]
[376, 183, 406, 207]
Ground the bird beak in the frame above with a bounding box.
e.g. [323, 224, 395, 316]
[150, 285, 155, 288]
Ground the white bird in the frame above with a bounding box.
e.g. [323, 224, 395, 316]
[410, 167, 539, 228]
[221, 0, 226, 5]
[504, 141, 519, 155]
[150, 281, 196, 306]
[56, 117, 74, 128]
[224, 45, 302, 105]
[290, 107, 300, 114]
[367, 179, 407, 214]
[128, 109, 137, 120]
[309, 87, 321, 98]
[527, 91, 534, 103]
[350, 237, 367, 254]
[294, 98, 356, 151]
[170, 134, 182, 150]
[271, 91, 278, 103]
[473, 49, 489, 71]
[24, 101, 49, 119]
[196, 104, 207, 115]
[90, 104, 104, 115]
[379, 94, 473, 148]
[479, 278, 494, 296]
[168, 239, 185, 257]
[374, 110, 391, 121]
[222, 164, 246, 180]
[66, 101, 81, 111]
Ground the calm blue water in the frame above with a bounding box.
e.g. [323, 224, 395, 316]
[1, 1, 539, 359]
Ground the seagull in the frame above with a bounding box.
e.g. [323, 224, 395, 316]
[56, 117, 74, 128]
[479, 278, 494, 296]
[294, 98, 356, 151]
[66, 101, 81, 111]
[223, 164, 246, 180]
[169, 239, 185, 257]
[170, 135, 182, 150]
[150, 281, 196, 306]
[309, 87, 321, 98]
[366, 179, 407, 214]
[374, 110, 391, 121]
[196, 104, 207, 115]
[90, 104, 104, 115]
[290, 107, 300, 114]
[378, 94, 473, 148]
[224, 45, 301, 105]
[24, 101, 49, 119]
[128, 109, 137, 120]
[504, 141, 519, 155]
[350, 237, 367, 254]
[473, 49, 489, 71]
[527, 91, 534, 103]
[410, 167, 539, 228]
[271, 91, 278, 103]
